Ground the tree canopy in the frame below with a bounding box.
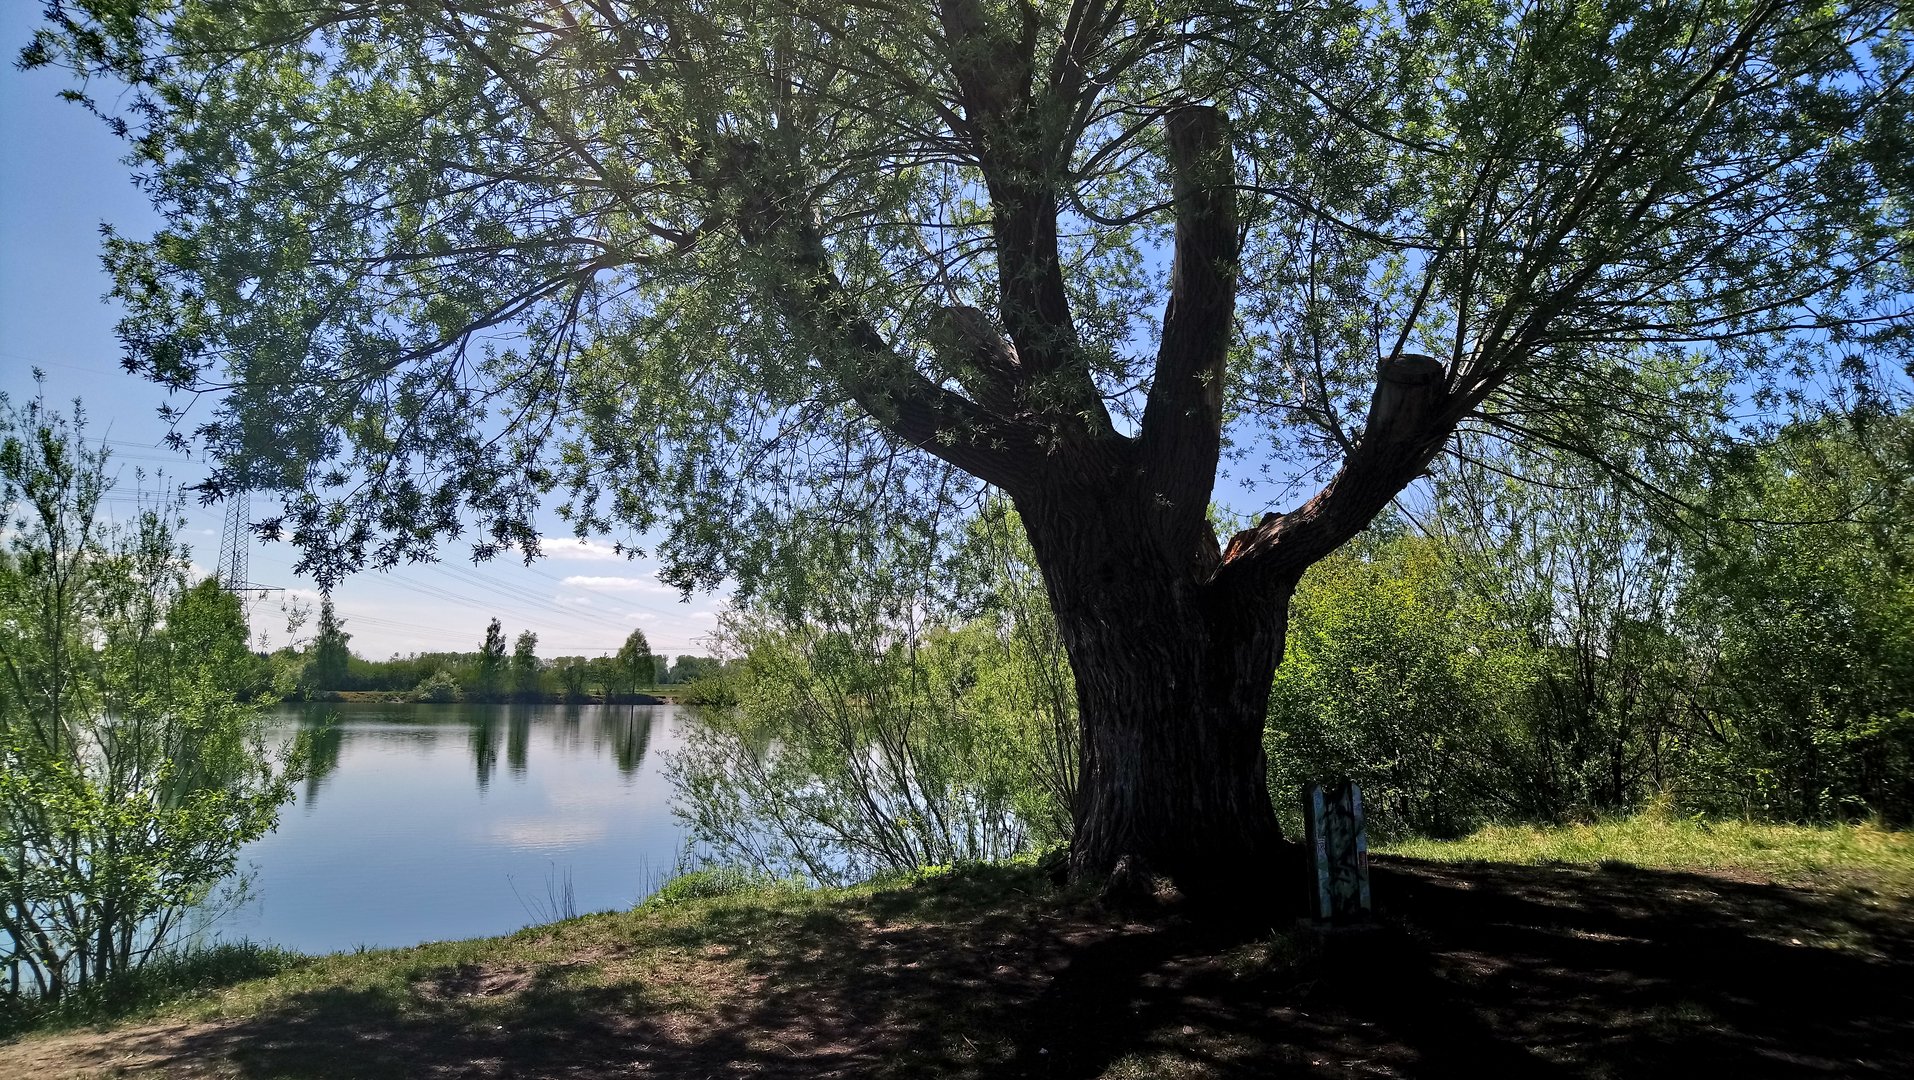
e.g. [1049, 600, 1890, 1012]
[615, 627, 656, 694]
[25, 0, 1911, 588]
[304, 597, 352, 692]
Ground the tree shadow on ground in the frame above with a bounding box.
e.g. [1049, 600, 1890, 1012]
[28, 859, 1914, 1078]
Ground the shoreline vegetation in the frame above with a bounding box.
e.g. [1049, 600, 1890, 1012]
[4, 817, 1910, 1076]
[276, 602, 739, 708]
[298, 689, 696, 707]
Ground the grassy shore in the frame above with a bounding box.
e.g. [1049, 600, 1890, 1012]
[1381, 815, 1914, 891]
[4, 819, 1912, 1078]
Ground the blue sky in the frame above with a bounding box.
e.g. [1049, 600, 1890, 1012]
[0, 7, 721, 661]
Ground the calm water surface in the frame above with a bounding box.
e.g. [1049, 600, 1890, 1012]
[216, 702, 697, 955]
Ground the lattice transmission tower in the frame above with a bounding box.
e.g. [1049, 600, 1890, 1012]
[216, 488, 250, 592]
[215, 489, 279, 596]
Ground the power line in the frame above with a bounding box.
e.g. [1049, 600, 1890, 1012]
[432, 562, 621, 626]
[519, 561, 705, 620]
[373, 571, 641, 644]
[321, 605, 682, 658]
[324, 610, 485, 647]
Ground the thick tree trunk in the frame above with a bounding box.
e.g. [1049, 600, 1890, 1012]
[1017, 481, 1301, 907]
[1006, 354, 1452, 908]
[745, 24, 1462, 909]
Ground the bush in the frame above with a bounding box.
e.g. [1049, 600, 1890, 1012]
[409, 670, 462, 703]
[1266, 531, 1535, 841]
[667, 506, 1076, 887]
[673, 671, 739, 706]
[0, 393, 296, 1005]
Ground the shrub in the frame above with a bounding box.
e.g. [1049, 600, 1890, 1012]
[409, 670, 462, 703]
[0, 394, 295, 1005]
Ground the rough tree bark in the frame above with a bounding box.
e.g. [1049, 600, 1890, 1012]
[1017, 475, 1296, 898]
[1007, 347, 1455, 902]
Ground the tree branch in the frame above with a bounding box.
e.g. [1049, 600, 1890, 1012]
[1217, 353, 1453, 587]
[939, 0, 1112, 437]
[1138, 104, 1240, 518]
[927, 305, 1024, 416]
[725, 139, 1034, 492]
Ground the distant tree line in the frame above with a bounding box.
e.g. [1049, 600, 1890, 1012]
[284, 615, 730, 704]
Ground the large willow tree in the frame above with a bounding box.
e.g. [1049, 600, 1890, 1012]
[28, 0, 1911, 896]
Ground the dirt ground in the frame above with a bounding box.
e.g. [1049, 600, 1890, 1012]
[4, 856, 1910, 1078]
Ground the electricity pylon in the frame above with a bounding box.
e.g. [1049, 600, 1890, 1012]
[215, 489, 279, 596]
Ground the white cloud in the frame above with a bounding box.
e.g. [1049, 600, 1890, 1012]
[626, 610, 703, 627]
[535, 537, 632, 563]
[561, 575, 673, 594]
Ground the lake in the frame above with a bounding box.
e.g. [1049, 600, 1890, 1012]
[211, 702, 699, 955]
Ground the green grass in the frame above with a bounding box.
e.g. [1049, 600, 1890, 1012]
[7, 836, 1914, 1078]
[0, 864, 1046, 1044]
[0, 942, 307, 1039]
[1380, 814, 1914, 892]
[13, 819, 1907, 1042]
[10, 821, 1912, 1065]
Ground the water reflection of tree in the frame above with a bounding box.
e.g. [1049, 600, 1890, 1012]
[507, 707, 532, 776]
[555, 705, 584, 754]
[296, 720, 345, 809]
[471, 709, 500, 791]
[603, 707, 654, 776]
